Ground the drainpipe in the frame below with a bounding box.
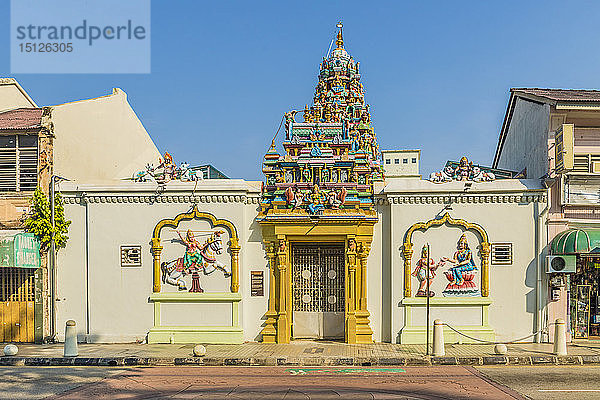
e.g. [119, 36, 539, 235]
[535, 185, 550, 343]
[49, 176, 55, 340]
[49, 175, 70, 341]
[82, 192, 90, 340]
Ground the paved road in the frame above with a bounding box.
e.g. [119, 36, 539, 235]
[476, 365, 600, 400]
[0, 366, 524, 399]
[4, 365, 600, 399]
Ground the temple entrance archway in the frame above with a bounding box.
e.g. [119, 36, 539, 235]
[291, 243, 345, 340]
[259, 222, 376, 344]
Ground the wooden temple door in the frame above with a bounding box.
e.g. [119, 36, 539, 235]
[291, 243, 345, 339]
[0, 268, 35, 342]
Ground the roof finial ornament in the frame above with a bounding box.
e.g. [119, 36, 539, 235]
[336, 21, 343, 49]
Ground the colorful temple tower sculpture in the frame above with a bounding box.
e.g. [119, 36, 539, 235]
[261, 24, 383, 216]
[258, 23, 382, 344]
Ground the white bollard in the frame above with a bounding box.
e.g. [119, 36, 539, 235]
[3, 344, 18, 356]
[64, 320, 78, 357]
[193, 344, 206, 357]
[494, 343, 508, 355]
[432, 319, 445, 356]
[553, 318, 567, 356]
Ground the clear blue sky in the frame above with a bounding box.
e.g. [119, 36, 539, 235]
[2, 1, 600, 179]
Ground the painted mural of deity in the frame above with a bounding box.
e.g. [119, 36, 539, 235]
[161, 229, 231, 292]
[412, 245, 439, 297]
[440, 234, 480, 296]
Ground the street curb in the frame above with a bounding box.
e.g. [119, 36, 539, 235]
[0, 355, 591, 366]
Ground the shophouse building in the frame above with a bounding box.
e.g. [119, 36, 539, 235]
[494, 88, 600, 341]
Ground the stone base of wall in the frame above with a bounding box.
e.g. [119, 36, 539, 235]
[148, 326, 243, 344]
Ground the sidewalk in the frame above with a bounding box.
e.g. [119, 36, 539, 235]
[2, 341, 600, 367]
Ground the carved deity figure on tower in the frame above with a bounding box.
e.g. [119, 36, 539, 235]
[306, 185, 325, 214]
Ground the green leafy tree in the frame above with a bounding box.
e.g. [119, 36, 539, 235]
[24, 187, 71, 252]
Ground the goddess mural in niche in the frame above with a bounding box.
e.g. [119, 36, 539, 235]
[440, 234, 479, 297]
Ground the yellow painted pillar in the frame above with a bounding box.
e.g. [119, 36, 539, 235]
[359, 242, 369, 310]
[151, 238, 163, 293]
[261, 240, 277, 343]
[356, 241, 373, 343]
[230, 239, 240, 293]
[345, 238, 357, 344]
[276, 237, 290, 343]
[403, 242, 413, 297]
[481, 242, 490, 297]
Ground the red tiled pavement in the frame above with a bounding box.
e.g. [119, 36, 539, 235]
[46, 366, 525, 399]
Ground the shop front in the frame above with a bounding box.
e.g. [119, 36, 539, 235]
[0, 232, 42, 343]
[551, 228, 600, 339]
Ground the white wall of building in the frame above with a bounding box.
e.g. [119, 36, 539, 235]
[51, 88, 161, 182]
[496, 98, 550, 179]
[0, 78, 37, 112]
[56, 180, 264, 343]
[55, 177, 546, 344]
[382, 150, 420, 177]
[377, 178, 546, 343]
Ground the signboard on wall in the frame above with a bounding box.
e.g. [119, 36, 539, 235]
[251, 271, 264, 296]
[0, 232, 40, 269]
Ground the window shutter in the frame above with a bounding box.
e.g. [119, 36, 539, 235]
[555, 124, 574, 172]
[0, 136, 17, 192]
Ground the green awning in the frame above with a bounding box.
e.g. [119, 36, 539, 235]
[0, 232, 40, 269]
[551, 228, 600, 255]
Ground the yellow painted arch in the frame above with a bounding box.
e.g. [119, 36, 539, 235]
[402, 212, 490, 297]
[151, 205, 240, 293]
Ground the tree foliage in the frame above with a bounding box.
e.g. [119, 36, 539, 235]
[24, 187, 71, 252]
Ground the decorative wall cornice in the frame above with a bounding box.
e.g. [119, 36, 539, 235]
[374, 193, 547, 206]
[62, 194, 262, 205]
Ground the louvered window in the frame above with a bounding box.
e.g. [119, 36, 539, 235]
[0, 135, 38, 192]
[491, 243, 513, 265]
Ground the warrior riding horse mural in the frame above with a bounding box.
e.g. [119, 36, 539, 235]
[161, 230, 231, 292]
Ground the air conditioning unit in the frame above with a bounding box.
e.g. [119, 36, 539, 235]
[546, 255, 577, 273]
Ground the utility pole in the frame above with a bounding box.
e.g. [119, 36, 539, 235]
[49, 175, 69, 340]
[426, 243, 431, 355]
[49, 175, 56, 340]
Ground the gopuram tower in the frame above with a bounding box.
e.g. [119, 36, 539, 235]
[258, 23, 382, 344]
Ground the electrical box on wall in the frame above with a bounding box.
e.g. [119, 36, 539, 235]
[546, 255, 577, 273]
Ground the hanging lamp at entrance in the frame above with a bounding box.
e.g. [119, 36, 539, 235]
[258, 23, 380, 344]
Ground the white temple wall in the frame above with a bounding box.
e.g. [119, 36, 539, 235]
[381, 178, 546, 343]
[366, 205, 385, 342]
[55, 180, 264, 343]
[55, 177, 547, 344]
